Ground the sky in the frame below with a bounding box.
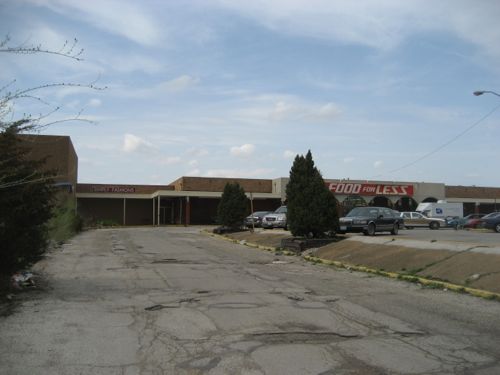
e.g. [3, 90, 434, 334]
[1, 0, 500, 187]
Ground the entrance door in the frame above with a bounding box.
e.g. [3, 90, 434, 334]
[160, 200, 175, 224]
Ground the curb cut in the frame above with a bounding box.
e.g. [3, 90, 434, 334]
[201, 229, 500, 302]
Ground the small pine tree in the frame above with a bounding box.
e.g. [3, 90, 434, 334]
[217, 183, 249, 230]
[286, 150, 338, 237]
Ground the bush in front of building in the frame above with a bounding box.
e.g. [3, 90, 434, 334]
[217, 183, 249, 230]
[286, 150, 338, 238]
[0, 123, 56, 276]
[48, 197, 83, 245]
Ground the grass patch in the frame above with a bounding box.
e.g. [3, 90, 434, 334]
[48, 198, 83, 244]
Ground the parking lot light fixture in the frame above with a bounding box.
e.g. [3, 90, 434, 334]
[473, 90, 500, 97]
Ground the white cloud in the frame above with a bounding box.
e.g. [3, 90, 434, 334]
[188, 160, 199, 167]
[316, 102, 341, 119]
[88, 98, 101, 107]
[343, 157, 355, 163]
[187, 147, 209, 157]
[98, 55, 164, 74]
[233, 94, 342, 124]
[204, 168, 274, 178]
[112, 75, 200, 99]
[230, 144, 255, 157]
[216, 1, 500, 60]
[122, 133, 153, 153]
[159, 75, 200, 92]
[283, 150, 296, 159]
[374, 160, 383, 169]
[186, 168, 201, 176]
[158, 156, 182, 165]
[270, 101, 295, 121]
[32, 0, 163, 46]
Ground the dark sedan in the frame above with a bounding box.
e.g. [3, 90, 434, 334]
[477, 212, 500, 233]
[338, 206, 400, 236]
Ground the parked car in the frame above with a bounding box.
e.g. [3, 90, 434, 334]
[477, 212, 500, 233]
[446, 213, 485, 229]
[392, 210, 405, 229]
[262, 206, 288, 229]
[400, 212, 445, 230]
[464, 213, 487, 228]
[338, 206, 400, 236]
[244, 211, 271, 228]
[445, 216, 466, 229]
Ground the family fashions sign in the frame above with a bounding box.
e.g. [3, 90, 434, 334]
[91, 186, 136, 193]
[327, 182, 414, 196]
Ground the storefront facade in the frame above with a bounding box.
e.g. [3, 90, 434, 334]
[21, 134, 500, 225]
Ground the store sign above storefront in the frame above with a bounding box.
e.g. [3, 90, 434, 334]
[92, 186, 136, 193]
[327, 182, 414, 196]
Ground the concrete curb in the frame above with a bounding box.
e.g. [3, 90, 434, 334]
[201, 229, 296, 255]
[303, 255, 500, 301]
[202, 229, 500, 302]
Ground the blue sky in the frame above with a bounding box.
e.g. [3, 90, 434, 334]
[2, 0, 500, 186]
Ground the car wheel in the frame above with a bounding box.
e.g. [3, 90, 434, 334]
[495, 223, 500, 233]
[429, 221, 440, 230]
[391, 223, 399, 235]
[366, 223, 376, 236]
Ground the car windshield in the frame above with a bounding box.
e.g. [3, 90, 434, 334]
[346, 207, 378, 218]
[275, 206, 287, 214]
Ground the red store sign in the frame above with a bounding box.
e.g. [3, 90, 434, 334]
[327, 182, 414, 196]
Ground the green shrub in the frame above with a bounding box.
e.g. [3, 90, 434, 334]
[286, 150, 338, 238]
[216, 183, 248, 230]
[48, 198, 83, 244]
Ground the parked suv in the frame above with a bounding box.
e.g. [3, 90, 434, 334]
[400, 212, 445, 230]
[262, 206, 287, 229]
[338, 206, 400, 236]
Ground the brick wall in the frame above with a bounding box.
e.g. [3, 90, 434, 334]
[170, 176, 272, 193]
[446, 185, 500, 199]
[19, 134, 77, 187]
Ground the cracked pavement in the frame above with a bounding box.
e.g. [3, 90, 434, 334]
[1, 227, 500, 374]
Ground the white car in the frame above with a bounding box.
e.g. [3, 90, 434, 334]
[262, 206, 288, 229]
[400, 211, 446, 230]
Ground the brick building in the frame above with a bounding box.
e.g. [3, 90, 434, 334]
[18, 133, 500, 226]
[19, 134, 78, 195]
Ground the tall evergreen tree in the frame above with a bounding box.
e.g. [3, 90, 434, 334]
[216, 183, 249, 230]
[0, 122, 55, 274]
[286, 150, 338, 237]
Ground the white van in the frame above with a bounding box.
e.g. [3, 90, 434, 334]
[416, 202, 463, 219]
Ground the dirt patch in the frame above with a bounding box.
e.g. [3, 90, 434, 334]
[315, 240, 450, 274]
[420, 252, 500, 293]
[219, 230, 500, 295]
[315, 240, 500, 294]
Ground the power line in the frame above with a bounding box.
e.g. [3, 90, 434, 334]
[372, 102, 500, 179]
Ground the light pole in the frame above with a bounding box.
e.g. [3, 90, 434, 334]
[473, 90, 500, 213]
[473, 90, 500, 97]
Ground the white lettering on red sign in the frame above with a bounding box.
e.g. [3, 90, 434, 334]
[92, 186, 136, 193]
[327, 183, 413, 196]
